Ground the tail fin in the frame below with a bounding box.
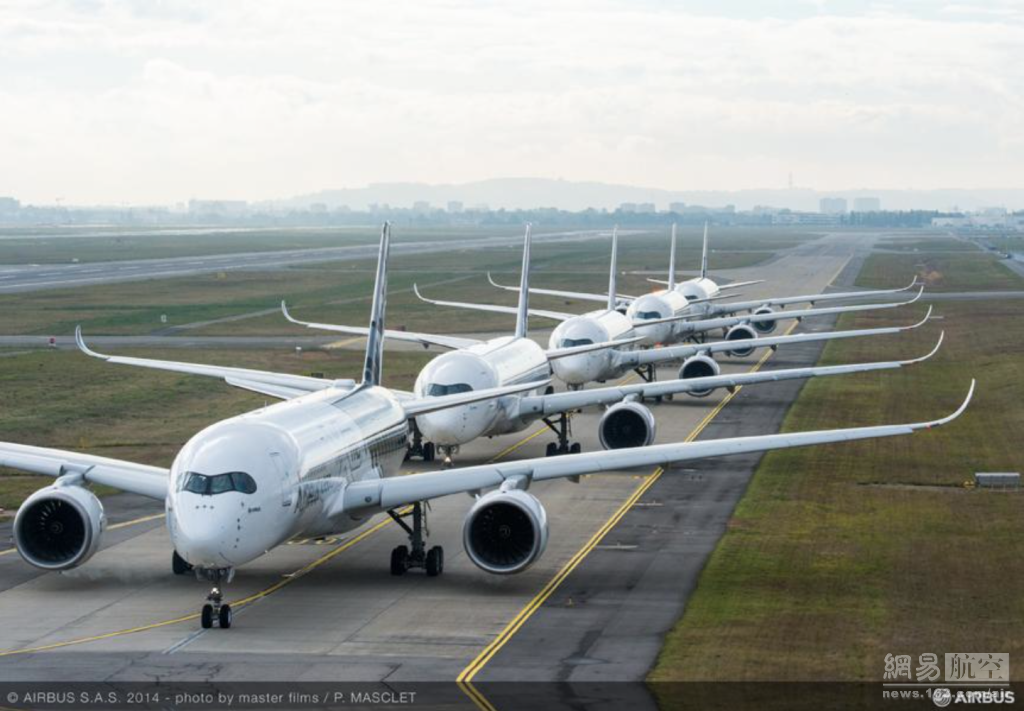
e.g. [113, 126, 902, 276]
[514, 224, 532, 339]
[700, 221, 709, 279]
[668, 223, 677, 290]
[361, 222, 391, 386]
[607, 225, 619, 312]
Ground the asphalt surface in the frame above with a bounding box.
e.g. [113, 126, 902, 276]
[0, 231, 937, 684]
[0, 229, 610, 294]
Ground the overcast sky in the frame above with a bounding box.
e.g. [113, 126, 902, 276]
[1, 0, 1022, 204]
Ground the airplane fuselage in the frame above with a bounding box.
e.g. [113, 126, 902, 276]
[167, 385, 408, 571]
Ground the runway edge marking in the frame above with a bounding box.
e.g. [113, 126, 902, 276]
[457, 321, 799, 688]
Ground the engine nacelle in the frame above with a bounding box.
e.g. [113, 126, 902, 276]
[751, 306, 777, 334]
[463, 489, 548, 575]
[724, 324, 758, 357]
[599, 401, 656, 450]
[14, 484, 106, 571]
[677, 354, 721, 397]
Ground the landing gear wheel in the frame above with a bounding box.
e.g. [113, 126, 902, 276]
[569, 443, 582, 454]
[201, 604, 214, 629]
[218, 604, 232, 629]
[546, 442, 558, 457]
[172, 550, 193, 575]
[423, 442, 435, 462]
[426, 546, 444, 577]
[391, 545, 410, 576]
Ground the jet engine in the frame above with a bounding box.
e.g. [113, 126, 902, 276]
[724, 324, 758, 357]
[463, 489, 548, 575]
[751, 306, 777, 334]
[14, 484, 106, 571]
[677, 355, 721, 397]
[598, 401, 656, 450]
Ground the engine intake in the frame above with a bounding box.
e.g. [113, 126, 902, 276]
[678, 355, 721, 397]
[724, 324, 758, 357]
[463, 490, 548, 575]
[14, 484, 106, 571]
[752, 306, 777, 334]
[599, 401, 656, 450]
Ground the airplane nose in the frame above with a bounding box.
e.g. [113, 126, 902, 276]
[551, 356, 595, 386]
[174, 498, 235, 567]
[417, 406, 490, 445]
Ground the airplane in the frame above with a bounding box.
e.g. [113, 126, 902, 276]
[483, 223, 924, 352]
[419, 226, 928, 388]
[0, 223, 974, 633]
[284, 227, 942, 461]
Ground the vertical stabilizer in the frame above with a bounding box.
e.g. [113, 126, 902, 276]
[607, 225, 619, 312]
[514, 224, 533, 339]
[700, 221, 709, 279]
[361, 222, 391, 386]
[668, 223, 677, 290]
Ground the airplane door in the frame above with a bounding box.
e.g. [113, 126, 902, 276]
[270, 452, 294, 508]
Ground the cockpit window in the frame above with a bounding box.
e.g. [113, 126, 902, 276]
[636, 311, 662, 320]
[685, 294, 698, 301]
[559, 337, 594, 348]
[183, 471, 257, 495]
[426, 383, 474, 397]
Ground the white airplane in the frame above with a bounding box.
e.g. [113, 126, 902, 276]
[0, 223, 974, 634]
[424, 227, 927, 388]
[484, 223, 923, 352]
[285, 227, 942, 461]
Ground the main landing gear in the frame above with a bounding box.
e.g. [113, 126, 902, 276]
[543, 411, 582, 456]
[197, 568, 234, 629]
[405, 422, 436, 462]
[632, 365, 672, 403]
[388, 502, 444, 577]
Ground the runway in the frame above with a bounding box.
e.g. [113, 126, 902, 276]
[0, 233, 922, 682]
[0, 229, 609, 294]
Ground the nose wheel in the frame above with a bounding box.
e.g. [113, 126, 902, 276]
[388, 502, 444, 576]
[439, 445, 458, 469]
[197, 568, 234, 629]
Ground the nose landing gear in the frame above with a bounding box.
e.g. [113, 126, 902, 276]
[439, 445, 458, 469]
[388, 502, 444, 577]
[197, 568, 234, 629]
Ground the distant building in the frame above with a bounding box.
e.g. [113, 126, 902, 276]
[668, 202, 686, 213]
[447, 201, 463, 213]
[0, 197, 20, 214]
[819, 197, 848, 214]
[852, 197, 881, 212]
[774, 211, 840, 226]
[619, 203, 637, 213]
[412, 200, 431, 214]
[188, 199, 248, 217]
[637, 202, 656, 214]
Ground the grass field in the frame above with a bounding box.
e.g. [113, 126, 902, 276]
[0, 229, 795, 337]
[0, 348, 432, 513]
[877, 236, 980, 252]
[857, 252, 1024, 291]
[651, 299, 1024, 681]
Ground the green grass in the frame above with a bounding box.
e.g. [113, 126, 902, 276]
[857, 252, 1024, 292]
[878, 237, 980, 252]
[650, 300, 1024, 681]
[0, 348, 432, 513]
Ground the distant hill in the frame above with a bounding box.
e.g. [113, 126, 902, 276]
[277, 178, 1024, 212]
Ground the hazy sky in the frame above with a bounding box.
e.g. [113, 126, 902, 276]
[1, 0, 1022, 204]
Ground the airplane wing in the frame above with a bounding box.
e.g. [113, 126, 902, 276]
[622, 307, 934, 368]
[487, 273, 636, 305]
[0, 441, 168, 500]
[717, 279, 765, 291]
[344, 382, 974, 511]
[413, 284, 575, 322]
[519, 333, 942, 416]
[281, 301, 481, 351]
[76, 328, 352, 401]
[675, 287, 924, 337]
[401, 379, 551, 417]
[709, 276, 919, 314]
